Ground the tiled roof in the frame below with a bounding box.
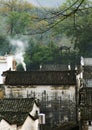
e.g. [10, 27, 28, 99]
[2, 70, 77, 85]
[41, 64, 69, 71]
[0, 98, 34, 126]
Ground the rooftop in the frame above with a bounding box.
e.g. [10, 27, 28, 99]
[2, 70, 77, 86]
[0, 98, 34, 126]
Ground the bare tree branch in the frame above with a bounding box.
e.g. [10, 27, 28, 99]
[24, 0, 85, 35]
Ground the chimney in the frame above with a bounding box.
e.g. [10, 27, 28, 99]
[6, 55, 16, 71]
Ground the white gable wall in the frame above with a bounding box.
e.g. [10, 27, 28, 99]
[84, 58, 92, 66]
[0, 55, 16, 84]
[0, 62, 7, 84]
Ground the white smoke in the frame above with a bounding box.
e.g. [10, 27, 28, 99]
[10, 39, 28, 71]
[15, 52, 26, 71]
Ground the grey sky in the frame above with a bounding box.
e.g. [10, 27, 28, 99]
[27, 0, 65, 8]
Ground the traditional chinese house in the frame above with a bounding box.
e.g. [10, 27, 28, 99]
[79, 58, 92, 130]
[1, 68, 79, 128]
[0, 98, 34, 126]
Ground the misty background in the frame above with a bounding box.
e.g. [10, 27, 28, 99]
[0, 0, 92, 70]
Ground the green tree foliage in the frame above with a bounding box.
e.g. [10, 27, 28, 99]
[54, 0, 92, 57]
[24, 39, 62, 70]
[24, 38, 75, 70]
[0, 0, 92, 70]
[0, 35, 10, 55]
[7, 11, 32, 34]
[74, 7, 92, 57]
[0, 0, 34, 35]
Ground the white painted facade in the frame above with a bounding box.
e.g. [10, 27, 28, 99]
[88, 126, 92, 130]
[83, 58, 92, 66]
[19, 102, 40, 130]
[4, 85, 75, 101]
[0, 55, 16, 84]
[0, 119, 17, 130]
[0, 57, 7, 84]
